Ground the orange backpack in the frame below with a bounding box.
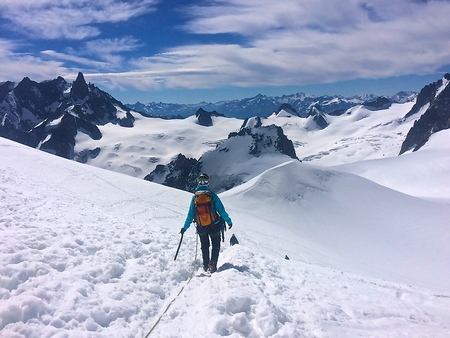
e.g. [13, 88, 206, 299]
[194, 190, 218, 226]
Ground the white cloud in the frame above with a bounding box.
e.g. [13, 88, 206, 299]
[0, 40, 71, 81]
[182, 0, 369, 36]
[40, 50, 111, 69]
[109, 0, 450, 90]
[84, 37, 143, 55]
[0, 0, 158, 40]
[1, 0, 450, 93]
[82, 37, 143, 68]
[0, 1, 155, 82]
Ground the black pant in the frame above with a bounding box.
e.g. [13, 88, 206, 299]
[196, 218, 224, 268]
[199, 232, 221, 268]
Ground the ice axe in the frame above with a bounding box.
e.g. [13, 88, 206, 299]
[174, 233, 184, 261]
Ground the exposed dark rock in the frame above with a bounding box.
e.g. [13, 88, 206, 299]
[307, 105, 329, 129]
[71, 72, 89, 101]
[0, 81, 15, 102]
[39, 113, 78, 159]
[229, 124, 298, 159]
[12, 76, 68, 129]
[145, 122, 298, 192]
[276, 103, 298, 116]
[118, 112, 135, 127]
[144, 154, 202, 192]
[363, 96, 392, 110]
[239, 116, 262, 130]
[195, 108, 224, 126]
[404, 76, 449, 119]
[0, 73, 136, 160]
[399, 74, 450, 154]
[273, 126, 298, 159]
[74, 147, 101, 163]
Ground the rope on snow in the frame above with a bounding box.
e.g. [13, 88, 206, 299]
[143, 234, 199, 338]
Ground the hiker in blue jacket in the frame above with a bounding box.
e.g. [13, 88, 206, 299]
[180, 173, 232, 273]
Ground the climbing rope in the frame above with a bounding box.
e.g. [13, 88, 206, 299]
[143, 234, 199, 338]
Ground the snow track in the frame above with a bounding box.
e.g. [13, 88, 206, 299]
[144, 242, 450, 338]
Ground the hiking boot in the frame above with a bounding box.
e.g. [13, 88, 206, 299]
[203, 265, 208, 272]
[208, 264, 217, 273]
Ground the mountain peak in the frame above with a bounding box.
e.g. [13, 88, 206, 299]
[75, 72, 86, 83]
[195, 108, 224, 126]
[306, 105, 329, 129]
[400, 74, 450, 154]
[276, 103, 298, 117]
[71, 72, 89, 100]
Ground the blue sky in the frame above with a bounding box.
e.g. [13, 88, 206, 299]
[1, 0, 450, 104]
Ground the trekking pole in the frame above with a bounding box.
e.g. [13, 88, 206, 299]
[174, 233, 184, 261]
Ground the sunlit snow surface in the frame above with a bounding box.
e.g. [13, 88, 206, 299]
[2, 100, 450, 337]
[1, 128, 450, 337]
[74, 101, 449, 203]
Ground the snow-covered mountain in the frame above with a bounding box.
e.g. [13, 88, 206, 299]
[0, 73, 135, 159]
[1, 132, 449, 337]
[126, 91, 417, 119]
[2, 72, 450, 336]
[139, 81, 449, 195]
[146, 121, 298, 192]
[2, 73, 450, 199]
[400, 73, 450, 154]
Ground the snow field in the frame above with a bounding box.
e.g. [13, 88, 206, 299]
[221, 160, 450, 293]
[1, 136, 450, 337]
[150, 241, 450, 337]
[267, 102, 416, 166]
[0, 138, 191, 336]
[74, 102, 416, 183]
[75, 115, 243, 179]
[335, 129, 450, 202]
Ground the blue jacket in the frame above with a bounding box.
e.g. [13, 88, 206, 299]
[183, 185, 232, 230]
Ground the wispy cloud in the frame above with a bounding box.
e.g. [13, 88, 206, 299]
[0, 1, 155, 81]
[81, 37, 143, 69]
[1, 0, 450, 94]
[83, 0, 450, 91]
[41, 50, 111, 69]
[0, 0, 158, 40]
[0, 39, 70, 81]
[84, 37, 143, 56]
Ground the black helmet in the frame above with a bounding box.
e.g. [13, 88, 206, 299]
[197, 173, 210, 186]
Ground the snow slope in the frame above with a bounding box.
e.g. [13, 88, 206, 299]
[74, 102, 416, 182]
[1, 137, 450, 337]
[75, 101, 442, 205]
[221, 161, 450, 292]
[74, 115, 242, 178]
[268, 102, 416, 166]
[334, 129, 450, 202]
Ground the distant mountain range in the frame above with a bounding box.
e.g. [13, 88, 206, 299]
[1, 72, 449, 192]
[126, 91, 417, 119]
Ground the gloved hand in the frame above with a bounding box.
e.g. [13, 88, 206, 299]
[180, 228, 186, 235]
[228, 223, 233, 230]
